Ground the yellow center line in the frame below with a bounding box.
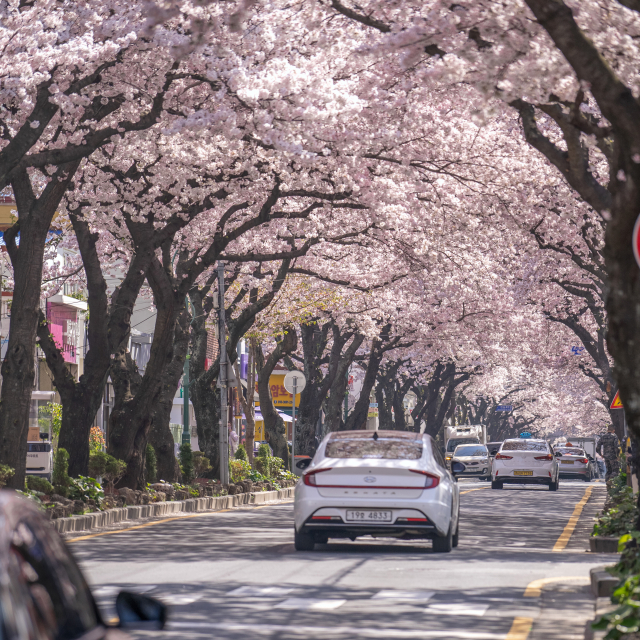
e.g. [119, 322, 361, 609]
[67, 500, 294, 543]
[460, 486, 491, 495]
[552, 486, 593, 552]
[505, 617, 533, 640]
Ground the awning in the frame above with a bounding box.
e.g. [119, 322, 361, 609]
[242, 410, 292, 423]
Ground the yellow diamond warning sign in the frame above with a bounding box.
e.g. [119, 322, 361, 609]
[610, 390, 624, 410]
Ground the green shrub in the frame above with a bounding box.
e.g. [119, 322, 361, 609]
[88, 451, 108, 478]
[103, 456, 126, 488]
[230, 459, 251, 483]
[52, 448, 71, 496]
[0, 464, 14, 489]
[257, 444, 270, 459]
[179, 444, 194, 483]
[145, 444, 157, 484]
[235, 444, 248, 461]
[193, 451, 211, 478]
[26, 475, 54, 495]
[593, 486, 638, 537]
[68, 476, 104, 505]
[254, 452, 284, 480]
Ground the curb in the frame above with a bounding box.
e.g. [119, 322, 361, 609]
[590, 565, 620, 598]
[52, 487, 295, 534]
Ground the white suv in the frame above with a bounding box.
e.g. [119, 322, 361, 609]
[491, 438, 559, 491]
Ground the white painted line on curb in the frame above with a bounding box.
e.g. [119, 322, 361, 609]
[372, 590, 435, 602]
[275, 598, 347, 610]
[167, 620, 507, 638]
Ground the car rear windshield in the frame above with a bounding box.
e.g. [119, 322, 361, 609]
[501, 440, 549, 452]
[555, 448, 584, 456]
[446, 438, 479, 452]
[27, 443, 51, 452]
[455, 445, 488, 457]
[325, 435, 423, 459]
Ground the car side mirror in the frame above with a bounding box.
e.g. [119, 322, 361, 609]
[451, 461, 466, 475]
[116, 591, 167, 630]
[554, 452, 562, 457]
[296, 458, 311, 470]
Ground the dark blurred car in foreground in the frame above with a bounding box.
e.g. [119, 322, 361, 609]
[0, 490, 167, 639]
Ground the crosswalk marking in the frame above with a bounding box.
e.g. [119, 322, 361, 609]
[161, 593, 203, 605]
[426, 603, 489, 616]
[373, 590, 435, 602]
[275, 598, 347, 610]
[227, 586, 294, 597]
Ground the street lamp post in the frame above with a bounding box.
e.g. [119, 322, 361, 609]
[218, 261, 230, 485]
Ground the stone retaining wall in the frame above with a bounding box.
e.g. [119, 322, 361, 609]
[53, 487, 295, 534]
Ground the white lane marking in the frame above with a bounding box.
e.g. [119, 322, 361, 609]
[160, 594, 203, 605]
[275, 598, 346, 610]
[168, 621, 506, 638]
[372, 590, 435, 602]
[228, 586, 294, 597]
[426, 603, 489, 617]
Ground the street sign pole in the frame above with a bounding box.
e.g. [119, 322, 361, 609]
[218, 261, 229, 485]
[292, 379, 297, 472]
[284, 371, 307, 473]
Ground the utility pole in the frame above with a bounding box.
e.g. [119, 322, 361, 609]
[182, 355, 191, 445]
[218, 261, 229, 485]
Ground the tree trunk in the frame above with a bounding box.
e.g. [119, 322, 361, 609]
[344, 331, 392, 431]
[148, 309, 190, 483]
[256, 329, 297, 466]
[35, 210, 149, 476]
[0, 165, 78, 488]
[108, 258, 181, 489]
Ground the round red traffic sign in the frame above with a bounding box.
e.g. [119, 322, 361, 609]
[634, 214, 640, 269]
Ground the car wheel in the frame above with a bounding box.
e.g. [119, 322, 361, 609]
[549, 478, 558, 491]
[452, 519, 459, 548]
[294, 529, 315, 551]
[491, 480, 503, 490]
[432, 523, 453, 553]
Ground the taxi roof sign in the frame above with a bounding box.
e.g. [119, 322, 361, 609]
[519, 432, 533, 439]
[610, 390, 624, 410]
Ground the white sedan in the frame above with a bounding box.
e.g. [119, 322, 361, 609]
[294, 430, 460, 553]
[491, 437, 560, 490]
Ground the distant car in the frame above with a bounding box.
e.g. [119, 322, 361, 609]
[294, 430, 460, 553]
[293, 455, 312, 477]
[451, 444, 492, 481]
[492, 438, 560, 490]
[26, 440, 53, 482]
[444, 437, 481, 467]
[486, 442, 503, 458]
[553, 446, 594, 482]
[0, 491, 167, 639]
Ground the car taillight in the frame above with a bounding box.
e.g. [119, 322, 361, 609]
[495, 453, 513, 460]
[409, 469, 440, 489]
[302, 468, 332, 486]
[534, 454, 553, 461]
[578, 458, 589, 464]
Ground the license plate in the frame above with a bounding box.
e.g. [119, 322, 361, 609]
[514, 470, 533, 476]
[345, 510, 392, 523]
[561, 460, 574, 465]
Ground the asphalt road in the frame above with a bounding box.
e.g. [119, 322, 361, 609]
[69, 479, 613, 640]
